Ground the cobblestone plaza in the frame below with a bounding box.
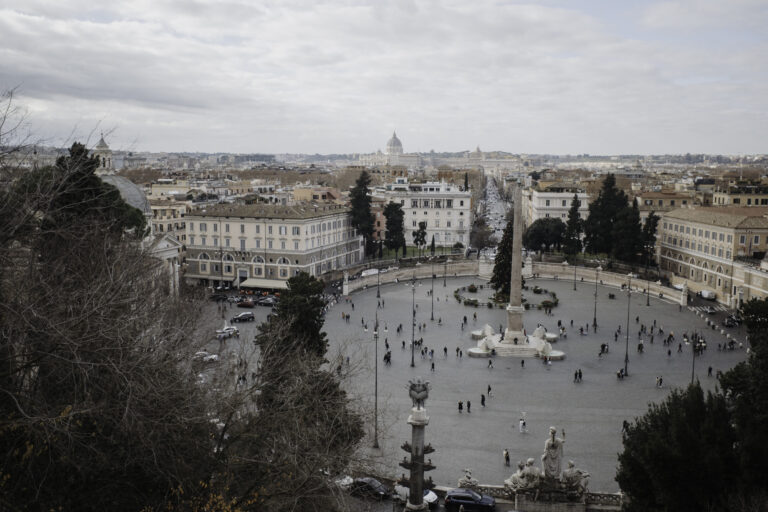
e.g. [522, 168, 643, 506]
[323, 275, 748, 493]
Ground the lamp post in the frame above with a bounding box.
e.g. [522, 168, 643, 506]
[376, 253, 381, 299]
[688, 335, 706, 385]
[573, 259, 577, 291]
[411, 274, 416, 368]
[373, 311, 380, 448]
[431, 258, 435, 321]
[443, 255, 447, 287]
[593, 265, 601, 330]
[624, 274, 632, 377]
[645, 244, 650, 307]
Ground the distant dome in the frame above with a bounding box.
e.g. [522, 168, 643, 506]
[386, 131, 403, 155]
[100, 175, 151, 216]
[95, 134, 110, 150]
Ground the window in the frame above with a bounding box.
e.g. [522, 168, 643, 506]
[225, 223, 230, 233]
[447, 221, 452, 228]
[279, 226, 287, 235]
[240, 239, 246, 251]
[280, 269, 288, 277]
[459, 200, 464, 207]
[281, 241, 286, 249]
[294, 241, 299, 250]
[255, 225, 260, 234]
[201, 236, 207, 246]
[562, 200, 567, 207]
[412, 200, 419, 208]
[268, 240, 273, 249]
[255, 239, 260, 249]
[213, 224, 217, 232]
[705, 231, 709, 238]
[686, 227, 690, 234]
[754, 235, 760, 244]
[292, 226, 300, 235]
[213, 238, 218, 247]
[727, 234, 732, 243]
[446, 200, 453, 208]
[719, 233, 724, 241]
[434, 200, 441, 208]
[254, 267, 262, 276]
[268, 225, 273, 234]
[225, 265, 232, 273]
[189, 222, 194, 231]
[413, 220, 417, 227]
[545, 200, 550, 207]
[190, 235, 195, 245]
[435, 220, 440, 228]
[740, 235, 746, 244]
[200, 263, 207, 271]
[200, 223, 207, 232]
[225, 238, 230, 247]
[734, 198, 741, 204]
[240, 224, 245, 234]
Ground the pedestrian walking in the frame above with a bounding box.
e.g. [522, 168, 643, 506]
[708, 366, 713, 377]
[459, 350, 463, 359]
[444, 346, 448, 357]
[456, 347, 459, 356]
[458, 401, 463, 413]
[431, 361, 435, 372]
[503, 449, 510, 467]
[467, 401, 471, 413]
[488, 359, 494, 369]
[481, 394, 486, 407]
[487, 384, 492, 397]
[574, 370, 579, 383]
[578, 369, 582, 382]
[521, 359, 525, 368]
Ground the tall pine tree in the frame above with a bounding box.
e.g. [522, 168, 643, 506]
[490, 210, 514, 297]
[349, 171, 374, 256]
[584, 174, 628, 255]
[611, 198, 643, 262]
[642, 211, 660, 265]
[383, 201, 405, 258]
[563, 194, 583, 260]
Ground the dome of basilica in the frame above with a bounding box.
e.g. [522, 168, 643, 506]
[386, 131, 403, 155]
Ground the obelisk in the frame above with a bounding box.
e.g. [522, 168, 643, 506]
[504, 181, 525, 343]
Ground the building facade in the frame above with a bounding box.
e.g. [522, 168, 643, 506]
[376, 178, 472, 248]
[522, 186, 590, 227]
[659, 207, 768, 306]
[184, 203, 363, 288]
[149, 199, 188, 244]
[712, 183, 768, 206]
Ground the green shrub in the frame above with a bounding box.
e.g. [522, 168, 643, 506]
[532, 286, 543, 294]
[487, 302, 493, 308]
[541, 300, 554, 308]
[464, 298, 479, 307]
[467, 284, 478, 293]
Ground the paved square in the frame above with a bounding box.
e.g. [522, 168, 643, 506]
[325, 275, 748, 493]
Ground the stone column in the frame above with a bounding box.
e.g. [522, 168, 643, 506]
[505, 182, 525, 341]
[406, 408, 429, 511]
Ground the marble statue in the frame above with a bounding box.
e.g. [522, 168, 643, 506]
[562, 460, 590, 495]
[457, 468, 479, 489]
[541, 426, 565, 479]
[408, 377, 430, 409]
[523, 458, 541, 488]
[505, 460, 528, 492]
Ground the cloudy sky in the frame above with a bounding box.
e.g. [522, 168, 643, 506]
[1, 0, 766, 155]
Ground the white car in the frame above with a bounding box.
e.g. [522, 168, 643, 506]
[193, 351, 219, 363]
[216, 326, 240, 338]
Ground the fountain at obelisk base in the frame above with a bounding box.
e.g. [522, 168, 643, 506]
[468, 181, 565, 360]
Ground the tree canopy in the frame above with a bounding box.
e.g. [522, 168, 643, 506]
[584, 174, 628, 255]
[383, 200, 405, 258]
[610, 198, 642, 262]
[490, 210, 515, 297]
[562, 194, 583, 259]
[522, 217, 565, 252]
[349, 170, 374, 255]
[412, 221, 427, 257]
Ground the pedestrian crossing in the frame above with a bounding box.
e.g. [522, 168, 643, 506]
[689, 304, 728, 313]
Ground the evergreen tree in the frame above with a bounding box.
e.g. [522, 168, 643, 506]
[490, 211, 514, 297]
[584, 174, 628, 254]
[412, 221, 427, 258]
[383, 201, 405, 259]
[563, 194, 583, 260]
[522, 217, 565, 252]
[262, 272, 328, 358]
[611, 199, 643, 262]
[642, 211, 660, 265]
[464, 172, 469, 191]
[349, 171, 374, 256]
[430, 234, 435, 256]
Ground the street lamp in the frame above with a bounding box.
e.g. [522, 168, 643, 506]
[376, 257, 381, 299]
[373, 311, 380, 448]
[687, 334, 706, 385]
[593, 265, 601, 330]
[411, 273, 416, 368]
[443, 256, 447, 287]
[645, 244, 651, 307]
[573, 260, 577, 291]
[430, 258, 435, 321]
[624, 274, 632, 377]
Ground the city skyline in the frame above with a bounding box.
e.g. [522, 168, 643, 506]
[1, 0, 766, 155]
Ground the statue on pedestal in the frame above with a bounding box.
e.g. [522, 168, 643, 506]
[408, 377, 430, 409]
[562, 460, 590, 495]
[541, 427, 565, 479]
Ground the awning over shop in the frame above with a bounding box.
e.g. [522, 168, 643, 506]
[240, 278, 289, 290]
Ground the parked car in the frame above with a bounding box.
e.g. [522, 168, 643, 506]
[216, 326, 239, 338]
[444, 488, 496, 511]
[393, 485, 438, 509]
[237, 300, 255, 308]
[192, 351, 219, 363]
[231, 312, 255, 323]
[700, 290, 717, 300]
[723, 317, 738, 328]
[258, 296, 278, 307]
[349, 477, 391, 501]
[703, 306, 716, 314]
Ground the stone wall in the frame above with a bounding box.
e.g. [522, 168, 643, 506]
[344, 260, 480, 295]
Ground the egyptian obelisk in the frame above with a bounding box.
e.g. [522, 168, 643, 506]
[504, 181, 525, 343]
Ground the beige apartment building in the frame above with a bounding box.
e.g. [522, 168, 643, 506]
[659, 207, 768, 306]
[712, 183, 768, 206]
[184, 203, 363, 289]
[149, 200, 188, 243]
[634, 190, 694, 222]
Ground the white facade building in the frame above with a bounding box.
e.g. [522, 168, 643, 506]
[184, 203, 364, 288]
[377, 178, 472, 248]
[523, 186, 590, 227]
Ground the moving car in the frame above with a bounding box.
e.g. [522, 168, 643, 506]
[237, 299, 255, 308]
[231, 312, 255, 323]
[444, 488, 496, 511]
[703, 306, 716, 315]
[192, 351, 219, 363]
[216, 326, 239, 338]
[258, 296, 278, 307]
[349, 477, 391, 500]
